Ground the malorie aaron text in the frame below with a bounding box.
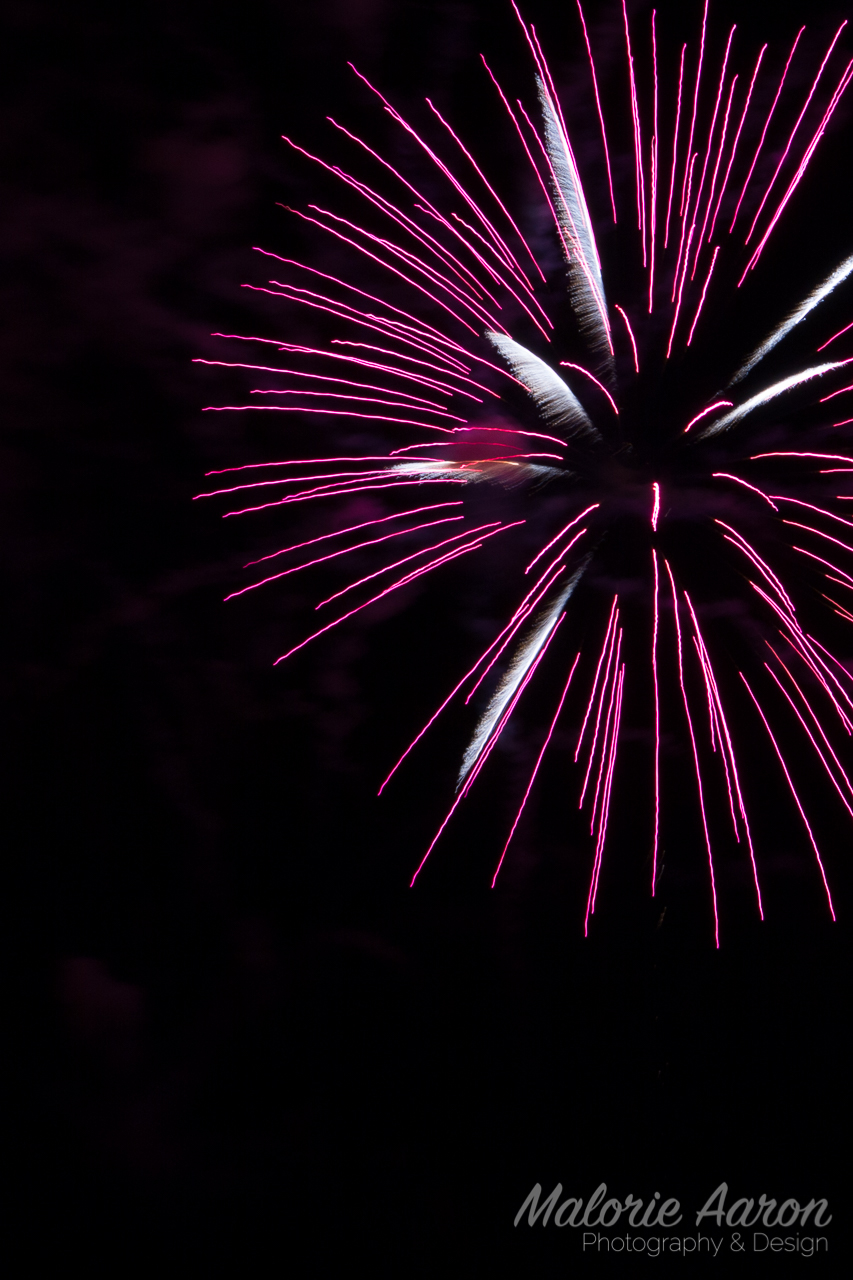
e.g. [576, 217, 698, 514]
[514, 1182, 832, 1230]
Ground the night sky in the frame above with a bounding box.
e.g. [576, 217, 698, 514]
[5, 0, 852, 1269]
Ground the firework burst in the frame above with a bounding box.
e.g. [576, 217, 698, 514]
[197, 2, 853, 945]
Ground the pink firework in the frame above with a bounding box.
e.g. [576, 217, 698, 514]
[199, 3, 853, 945]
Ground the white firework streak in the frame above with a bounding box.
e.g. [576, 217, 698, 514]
[458, 559, 590, 786]
[485, 332, 598, 439]
[391, 457, 564, 490]
[730, 252, 853, 386]
[698, 360, 853, 439]
[537, 78, 614, 367]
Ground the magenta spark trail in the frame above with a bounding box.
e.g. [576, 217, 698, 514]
[202, 2, 853, 943]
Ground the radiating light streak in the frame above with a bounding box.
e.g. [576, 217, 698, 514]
[274, 537, 487, 667]
[791, 544, 853, 586]
[686, 24, 736, 281]
[223, 477, 467, 520]
[379, 562, 569, 793]
[707, 44, 767, 242]
[729, 27, 804, 232]
[693, 636, 727, 788]
[649, 8, 659, 309]
[687, 598, 763, 915]
[325, 110, 545, 307]
[579, 625, 621, 806]
[511, 94, 579, 275]
[243, 502, 464, 566]
[666, 219, 696, 357]
[273, 341, 480, 397]
[391, 438, 562, 460]
[585, 662, 625, 930]
[622, 0, 646, 256]
[665, 560, 719, 947]
[664, 43, 686, 249]
[740, 57, 853, 279]
[250, 388, 466, 421]
[686, 245, 720, 345]
[651, 482, 661, 531]
[680, 0, 709, 219]
[698, 360, 853, 438]
[330, 103, 545, 288]
[751, 450, 853, 463]
[716, 519, 796, 613]
[424, 98, 552, 301]
[530, 83, 614, 359]
[575, 598, 619, 762]
[255, 275, 487, 371]
[454, 424, 570, 447]
[671, 152, 697, 306]
[200, 464, 417, 501]
[250, 249, 478, 367]
[740, 674, 836, 919]
[694, 74, 737, 264]
[463, 563, 572, 705]
[209, 455, 430, 478]
[778, 625, 853, 736]
[350, 61, 538, 295]
[559, 361, 619, 413]
[491, 652, 581, 887]
[229, 330, 487, 401]
[226, 515, 466, 600]
[821, 380, 853, 403]
[392, 445, 564, 465]
[589, 650, 622, 849]
[818, 318, 853, 351]
[769, 643, 853, 799]
[279, 136, 500, 311]
[576, 0, 617, 222]
[199, 336, 463, 383]
[651, 550, 661, 893]
[409, 614, 566, 886]
[488, 334, 597, 438]
[299, 204, 512, 337]
[461, 636, 553, 792]
[809, 635, 853, 693]
[711, 472, 778, 509]
[480, 54, 572, 279]
[203, 402, 456, 434]
[614, 304, 640, 371]
[755, 584, 853, 728]
[745, 22, 847, 245]
[834, 417, 853, 428]
[824, 593, 853, 621]
[460, 556, 589, 785]
[278, 206, 480, 336]
[798, 636, 853, 728]
[774, 494, 853, 531]
[730, 252, 853, 385]
[267, 264, 484, 366]
[315, 517, 522, 606]
[195, 360, 450, 412]
[465, 610, 567, 794]
[330, 337, 507, 394]
[525, 505, 599, 574]
[588, 630, 623, 830]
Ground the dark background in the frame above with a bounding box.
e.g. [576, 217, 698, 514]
[4, 0, 851, 1269]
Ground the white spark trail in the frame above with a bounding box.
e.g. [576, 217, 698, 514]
[729, 253, 853, 386]
[698, 360, 853, 439]
[485, 333, 599, 440]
